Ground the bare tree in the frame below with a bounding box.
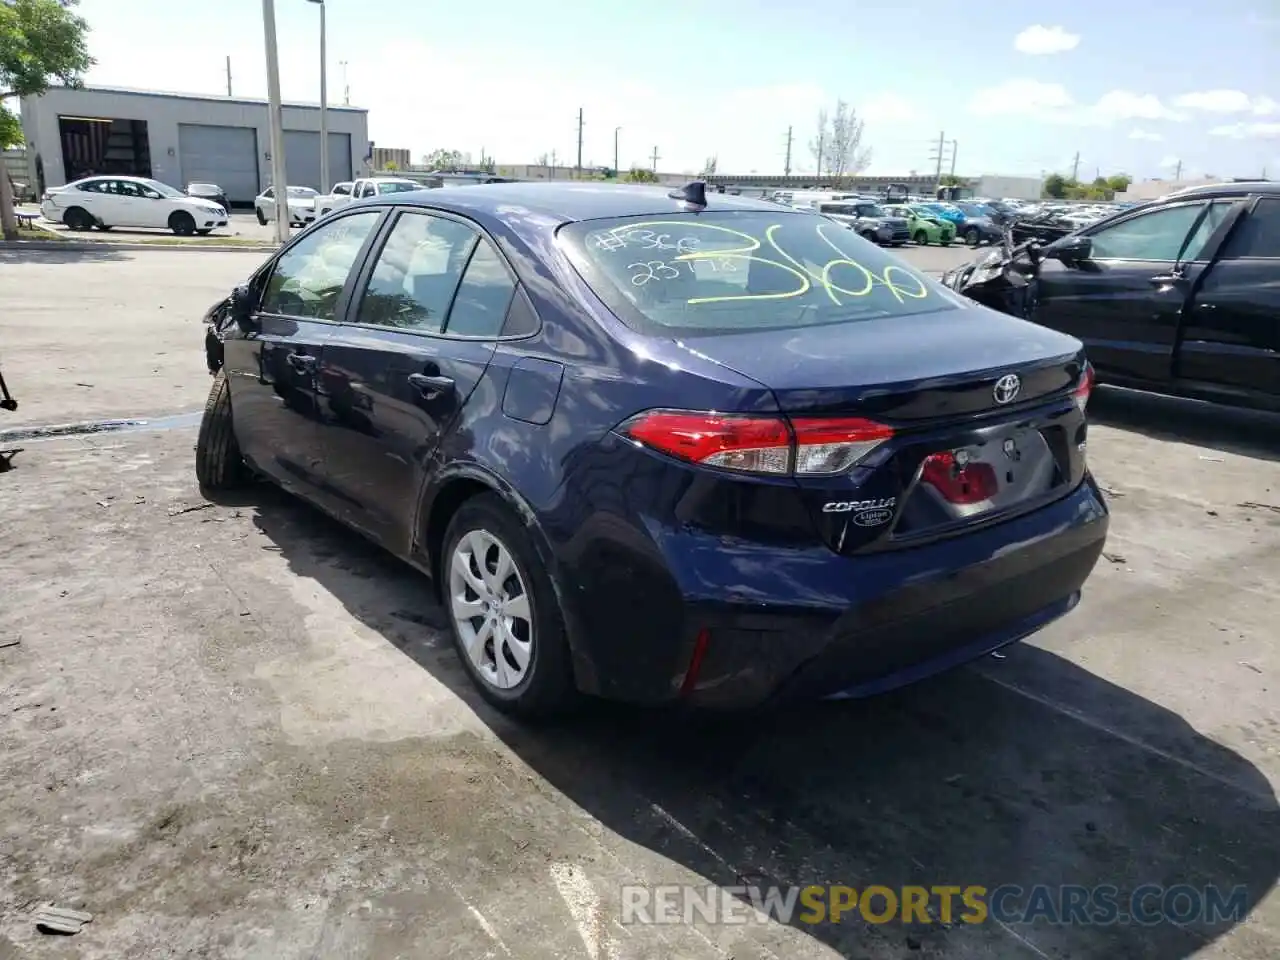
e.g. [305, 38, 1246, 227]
[827, 100, 872, 183]
[701, 155, 718, 176]
[808, 108, 829, 177]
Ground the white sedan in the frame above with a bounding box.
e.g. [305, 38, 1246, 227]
[40, 176, 228, 235]
[255, 186, 319, 227]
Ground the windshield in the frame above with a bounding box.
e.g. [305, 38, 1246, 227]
[958, 203, 990, 217]
[377, 181, 423, 194]
[561, 211, 956, 337]
[141, 179, 185, 199]
[856, 204, 887, 217]
[288, 187, 318, 198]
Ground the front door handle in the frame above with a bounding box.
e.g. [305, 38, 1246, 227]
[1149, 271, 1188, 288]
[407, 372, 455, 398]
[286, 353, 317, 372]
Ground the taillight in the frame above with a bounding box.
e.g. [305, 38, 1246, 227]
[920, 451, 999, 504]
[1073, 363, 1095, 413]
[617, 410, 894, 476]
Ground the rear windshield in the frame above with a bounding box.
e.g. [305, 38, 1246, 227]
[377, 181, 423, 194]
[561, 211, 957, 336]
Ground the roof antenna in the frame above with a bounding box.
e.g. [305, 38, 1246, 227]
[668, 180, 708, 210]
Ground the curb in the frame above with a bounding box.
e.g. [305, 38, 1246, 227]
[0, 240, 275, 253]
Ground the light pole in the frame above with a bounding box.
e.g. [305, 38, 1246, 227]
[307, 0, 329, 193]
[614, 126, 621, 177]
[262, 0, 290, 243]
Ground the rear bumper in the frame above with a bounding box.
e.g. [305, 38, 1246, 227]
[561, 474, 1108, 709]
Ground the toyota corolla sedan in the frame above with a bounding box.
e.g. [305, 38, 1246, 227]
[198, 182, 1108, 717]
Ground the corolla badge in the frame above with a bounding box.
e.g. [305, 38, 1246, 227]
[993, 373, 1021, 405]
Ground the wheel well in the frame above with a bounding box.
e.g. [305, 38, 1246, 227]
[169, 210, 194, 226]
[423, 478, 492, 595]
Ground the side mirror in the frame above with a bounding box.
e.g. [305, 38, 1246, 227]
[1047, 235, 1092, 263]
[1026, 242, 1044, 266]
[230, 284, 257, 332]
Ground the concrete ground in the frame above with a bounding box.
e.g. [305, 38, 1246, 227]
[0, 250, 1277, 959]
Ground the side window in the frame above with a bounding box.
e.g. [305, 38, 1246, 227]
[1219, 198, 1280, 259]
[355, 211, 476, 331]
[262, 187, 274, 200]
[79, 180, 105, 193]
[444, 239, 517, 337]
[260, 210, 381, 320]
[334, 183, 351, 196]
[116, 181, 143, 198]
[1088, 203, 1207, 261]
[1181, 200, 1235, 260]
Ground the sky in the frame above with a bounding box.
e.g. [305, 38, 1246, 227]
[68, 0, 1280, 181]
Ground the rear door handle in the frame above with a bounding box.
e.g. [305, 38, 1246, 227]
[286, 352, 317, 372]
[407, 372, 455, 397]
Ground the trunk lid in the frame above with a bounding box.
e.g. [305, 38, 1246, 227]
[676, 304, 1091, 554]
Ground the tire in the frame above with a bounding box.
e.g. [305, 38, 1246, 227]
[169, 211, 197, 236]
[913, 230, 928, 245]
[63, 207, 92, 231]
[256, 208, 268, 225]
[442, 493, 576, 717]
[965, 227, 980, 247]
[196, 229, 212, 236]
[95, 223, 113, 232]
[195, 371, 247, 491]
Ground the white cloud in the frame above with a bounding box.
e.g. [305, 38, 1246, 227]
[1013, 25, 1081, 55]
[967, 79, 1074, 116]
[1173, 89, 1279, 114]
[967, 81, 1184, 124]
[858, 93, 920, 123]
[1208, 121, 1280, 139]
[1129, 129, 1164, 141]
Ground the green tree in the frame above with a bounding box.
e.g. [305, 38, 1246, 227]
[1, 0, 93, 238]
[382, 160, 398, 171]
[1042, 173, 1068, 198]
[625, 166, 658, 183]
[422, 147, 463, 170]
[938, 173, 962, 187]
[1106, 173, 1131, 193]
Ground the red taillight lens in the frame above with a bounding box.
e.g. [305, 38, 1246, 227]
[791, 417, 895, 474]
[618, 410, 894, 475]
[621, 411, 792, 474]
[920, 451, 999, 504]
[1073, 363, 1094, 413]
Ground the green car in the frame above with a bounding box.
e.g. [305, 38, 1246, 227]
[886, 204, 955, 246]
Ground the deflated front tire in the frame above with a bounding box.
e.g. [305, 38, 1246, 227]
[195, 371, 248, 492]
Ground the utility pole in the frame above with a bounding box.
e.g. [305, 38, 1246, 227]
[339, 60, 350, 105]
[948, 139, 958, 178]
[1174, 159, 1183, 180]
[307, 0, 329, 194]
[575, 107, 584, 179]
[815, 127, 825, 179]
[783, 126, 793, 176]
[225, 56, 232, 96]
[651, 145, 660, 174]
[261, 0, 290, 243]
[550, 149, 557, 180]
[929, 130, 946, 189]
[614, 126, 621, 177]
[1070, 151, 1081, 181]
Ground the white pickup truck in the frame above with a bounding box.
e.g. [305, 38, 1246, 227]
[314, 176, 426, 217]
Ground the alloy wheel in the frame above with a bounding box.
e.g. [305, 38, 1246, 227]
[449, 528, 534, 690]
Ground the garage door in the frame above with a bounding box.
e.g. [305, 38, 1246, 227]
[178, 124, 260, 205]
[283, 131, 352, 192]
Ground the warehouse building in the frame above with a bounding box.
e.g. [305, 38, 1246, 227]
[18, 85, 370, 206]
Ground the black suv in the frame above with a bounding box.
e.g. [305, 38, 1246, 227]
[1002, 181, 1279, 412]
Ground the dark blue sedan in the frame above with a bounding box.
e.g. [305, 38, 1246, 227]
[199, 181, 1108, 716]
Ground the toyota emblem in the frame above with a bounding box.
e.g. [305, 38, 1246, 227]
[993, 374, 1021, 405]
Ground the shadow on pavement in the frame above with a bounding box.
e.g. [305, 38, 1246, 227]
[233, 483, 1279, 959]
[0, 245, 133, 264]
[1089, 385, 1280, 463]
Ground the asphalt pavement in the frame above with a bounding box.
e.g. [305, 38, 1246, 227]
[0, 249, 1275, 959]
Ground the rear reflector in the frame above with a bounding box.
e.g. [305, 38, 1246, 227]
[618, 410, 894, 476]
[1073, 363, 1095, 413]
[680, 628, 712, 696]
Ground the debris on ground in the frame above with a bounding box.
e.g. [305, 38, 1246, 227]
[33, 904, 93, 935]
[1240, 662, 1264, 675]
[0, 637, 20, 649]
[168, 502, 214, 517]
[1199, 455, 1224, 463]
[1239, 501, 1280, 515]
[1103, 552, 1128, 564]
